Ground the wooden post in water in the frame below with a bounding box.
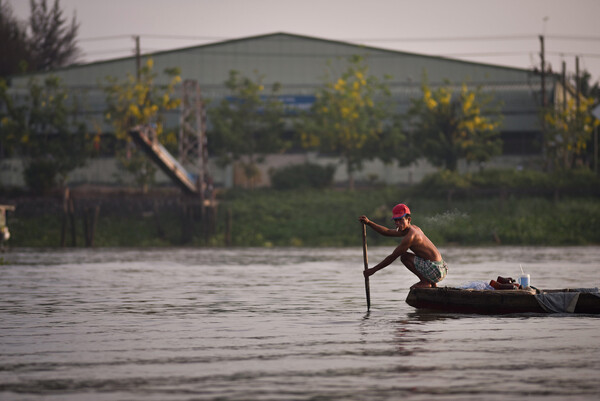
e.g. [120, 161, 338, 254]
[83, 208, 89, 247]
[60, 188, 69, 247]
[83, 205, 100, 247]
[180, 200, 192, 244]
[204, 204, 217, 245]
[180, 197, 198, 244]
[61, 188, 77, 247]
[225, 208, 232, 247]
[362, 223, 371, 311]
[153, 200, 165, 239]
[69, 194, 76, 247]
[91, 206, 99, 247]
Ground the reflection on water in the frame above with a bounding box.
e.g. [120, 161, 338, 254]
[1, 246, 600, 400]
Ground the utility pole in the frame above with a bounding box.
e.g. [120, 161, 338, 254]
[593, 105, 600, 176]
[575, 56, 580, 111]
[539, 35, 546, 108]
[561, 61, 566, 111]
[134, 35, 141, 81]
[539, 35, 547, 169]
[595, 124, 598, 175]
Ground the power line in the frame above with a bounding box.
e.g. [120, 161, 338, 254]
[349, 34, 600, 43]
[79, 34, 227, 42]
[79, 35, 132, 42]
[546, 35, 600, 41]
[347, 34, 537, 42]
[79, 34, 537, 42]
[78, 33, 600, 44]
[440, 51, 600, 59]
[79, 46, 600, 60]
[77, 33, 600, 59]
[83, 48, 133, 55]
[546, 51, 600, 58]
[441, 51, 532, 57]
[138, 34, 227, 41]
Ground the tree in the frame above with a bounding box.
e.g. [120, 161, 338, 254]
[208, 70, 286, 188]
[0, 76, 91, 193]
[578, 70, 600, 168]
[104, 59, 181, 191]
[544, 95, 599, 170]
[29, 0, 80, 71]
[360, 113, 415, 172]
[408, 80, 503, 172]
[580, 70, 600, 102]
[0, 0, 33, 77]
[1, 0, 80, 77]
[297, 55, 405, 189]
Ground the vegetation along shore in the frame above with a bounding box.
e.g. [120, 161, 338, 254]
[2, 169, 599, 248]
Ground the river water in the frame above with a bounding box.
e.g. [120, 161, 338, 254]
[1, 246, 600, 401]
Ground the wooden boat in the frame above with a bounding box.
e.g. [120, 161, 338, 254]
[406, 287, 600, 314]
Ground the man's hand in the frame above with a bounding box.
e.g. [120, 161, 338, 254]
[363, 267, 375, 278]
[359, 215, 370, 225]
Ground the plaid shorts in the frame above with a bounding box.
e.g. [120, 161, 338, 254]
[414, 256, 448, 283]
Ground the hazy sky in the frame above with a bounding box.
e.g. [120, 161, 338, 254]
[9, 0, 600, 82]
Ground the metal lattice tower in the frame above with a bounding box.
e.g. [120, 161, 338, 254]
[179, 79, 209, 204]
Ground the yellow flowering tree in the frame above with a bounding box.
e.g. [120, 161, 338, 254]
[408, 80, 503, 171]
[208, 70, 286, 188]
[544, 96, 599, 169]
[298, 55, 407, 189]
[104, 59, 181, 190]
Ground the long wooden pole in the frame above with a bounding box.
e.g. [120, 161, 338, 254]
[362, 223, 371, 311]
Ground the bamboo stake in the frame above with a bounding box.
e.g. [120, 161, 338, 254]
[362, 223, 371, 311]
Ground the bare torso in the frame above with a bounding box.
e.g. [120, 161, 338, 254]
[401, 225, 442, 262]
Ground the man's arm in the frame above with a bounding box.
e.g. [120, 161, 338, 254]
[359, 215, 402, 237]
[364, 231, 415, 277]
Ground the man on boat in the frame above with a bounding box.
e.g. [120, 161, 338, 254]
[359, 204, 448, 289]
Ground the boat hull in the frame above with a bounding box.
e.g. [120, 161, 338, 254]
[406, 287, 600, 314]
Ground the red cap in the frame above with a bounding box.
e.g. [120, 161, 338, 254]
[392, 203, 410, 220]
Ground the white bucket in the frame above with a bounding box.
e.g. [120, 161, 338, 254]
[519, 274, 530, 288]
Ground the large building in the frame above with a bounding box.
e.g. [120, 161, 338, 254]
[2, 32, 561, 189]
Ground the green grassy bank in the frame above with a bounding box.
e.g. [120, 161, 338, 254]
[217, 188, 600, 247]
[4, 187, 600, 247]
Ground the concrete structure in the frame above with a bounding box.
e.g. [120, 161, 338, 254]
[2, 32, 561, 189]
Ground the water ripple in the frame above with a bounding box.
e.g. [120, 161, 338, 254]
[1, 246, 600, 400]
